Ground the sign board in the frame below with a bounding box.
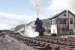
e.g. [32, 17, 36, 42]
[51, 24, 57, 34]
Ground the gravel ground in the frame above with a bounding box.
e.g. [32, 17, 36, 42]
[0, 35, 37, 50]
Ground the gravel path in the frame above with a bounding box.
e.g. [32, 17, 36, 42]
[0, 35, 37, 50]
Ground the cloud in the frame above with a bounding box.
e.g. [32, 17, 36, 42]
[0, 24, 11, 30]
[1, 0, 75, 30]
[68, 0, 75, 13]
[0, 12, 37, 30]
[48, 0, 72, 16]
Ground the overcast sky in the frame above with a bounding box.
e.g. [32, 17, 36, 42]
[0, 0, 75, 30]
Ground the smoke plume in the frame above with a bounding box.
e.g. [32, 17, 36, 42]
[32, 0, 43, 18]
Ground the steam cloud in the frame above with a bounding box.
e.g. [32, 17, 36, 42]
[32, 0, 43, 18]
[25, 22, 39, 37]
[24, 0, 44, 37]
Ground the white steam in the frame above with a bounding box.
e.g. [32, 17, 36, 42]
[24, 0, 43, 37]
[25, 22, 39, 37]
[32, 0, 44, 18]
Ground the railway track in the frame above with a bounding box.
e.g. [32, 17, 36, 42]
[9, 33, 75, 49]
